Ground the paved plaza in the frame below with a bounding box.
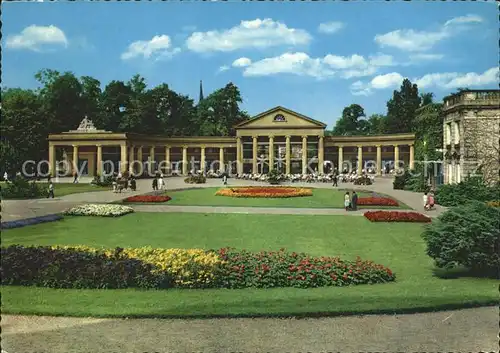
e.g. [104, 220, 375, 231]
[1, 176, 446, 222]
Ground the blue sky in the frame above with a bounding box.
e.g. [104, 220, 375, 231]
[3, 2, 498, 129]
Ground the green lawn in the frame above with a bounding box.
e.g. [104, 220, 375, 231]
[153, 187, 410, 209]
[0, 182, 108, 199]
[2, 213, 496, 318]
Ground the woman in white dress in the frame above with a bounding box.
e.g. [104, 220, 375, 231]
[158, 174, 164, 190]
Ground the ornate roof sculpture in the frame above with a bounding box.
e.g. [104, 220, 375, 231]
[68, 116, 109, 133]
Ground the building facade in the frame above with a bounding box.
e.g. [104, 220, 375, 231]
[442, 90, 500, 184]
[48, 106, 416, 177]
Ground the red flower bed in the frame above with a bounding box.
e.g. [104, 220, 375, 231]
[358, 197, 399, 206]
[216, 247, 395, 289]
[364, 211, 431, 223]
[123, 195, 171, 203]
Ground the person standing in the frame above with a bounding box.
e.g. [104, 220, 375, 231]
[344, 191, 350, 211]
[222, 173, 228, 185]
[158, 174, 164, 190]
[152, 176, 158, 191]
[351, 191, 358, 211]
[47, 181, 55, 198]
[73, 172, 78, 183]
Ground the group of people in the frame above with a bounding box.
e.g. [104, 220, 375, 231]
[152, 173, 166, 191]
[344, 191, 358, 211]
[111, 173, 136, 193]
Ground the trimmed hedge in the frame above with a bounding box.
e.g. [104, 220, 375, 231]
[1, 176, 46, 199]
[1, 246, 396, 290]
[1, 214, 63, 230]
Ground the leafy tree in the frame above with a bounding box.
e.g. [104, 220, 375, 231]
[100, 80, 132, 131]
[365, 114, 387, 135]
[385, 79, 421, 134]
[36, 70, 84, 133]
[332, 104, 366, 136]
[80, 76, 103, 127]
[0, 88, 46, 174]
[197, 82, 248, 136]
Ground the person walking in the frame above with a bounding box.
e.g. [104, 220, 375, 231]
[344, 191, 351, 211]
[222, 172, 228, 186]
[47, 181, 55, 198]
[158, 174, 164, 190]
[73, 172, 78, 183]
[423, 192, 429, 210]
[332, 171, 338, 187]
[351, 191, 358, 211]
[152, 176, 158, 191]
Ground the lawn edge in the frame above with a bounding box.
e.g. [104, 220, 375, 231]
[2, 301, 497, 320]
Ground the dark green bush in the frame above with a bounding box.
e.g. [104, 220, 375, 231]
[184, 174, 206, 184]
[0, 176, 46, 199]
[393, 170, 411, 190]
[354, 175, 373, 185]
[421, 201, 500, 277]
[435, 176, 500, 207]
[91, 175, 114, 187]
[267, 169, 281, 185]
[0, 245, 171, 289]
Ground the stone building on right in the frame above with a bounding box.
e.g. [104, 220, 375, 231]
[442, 89, 500, 185]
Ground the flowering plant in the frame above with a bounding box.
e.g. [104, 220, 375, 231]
[215, 247, 395, 289]
[215, 186, 312, 198]
[357, 197, 399, 206]
[364, 210, 431, 223]
[123, 195, 171, 203]
[64, 204, 134, 217]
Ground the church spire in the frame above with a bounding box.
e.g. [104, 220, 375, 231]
[199, 80, 204, 102]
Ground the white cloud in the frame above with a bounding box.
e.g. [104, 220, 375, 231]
[371, 72, 404, 89]
[6, 25, 68, 51]
[444, 14, 483, 27]
[186, 18, 312, 53]
[121, 35, 180, 61]
[232, 57, 252, 67]
[374, 14, 483, 52]
[350, 67, 498, 96]
[234, 52, 398, 80]
[242, 52, 332, 79]
[318, 21, 344, 34]
[416, 67, 498, 89]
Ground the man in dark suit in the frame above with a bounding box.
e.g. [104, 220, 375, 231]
[351, 191, 358, 211]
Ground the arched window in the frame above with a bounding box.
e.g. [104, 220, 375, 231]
[273, 114, 286, 122]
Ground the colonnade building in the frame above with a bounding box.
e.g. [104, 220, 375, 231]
[48, 106, 415, 177]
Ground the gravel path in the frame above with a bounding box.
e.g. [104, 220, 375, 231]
[2, 306, 497, 352]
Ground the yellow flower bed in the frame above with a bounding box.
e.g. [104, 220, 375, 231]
[486, 200, 500, 207]
[215, 186, 313, 198]
[53, 245, 223, 288]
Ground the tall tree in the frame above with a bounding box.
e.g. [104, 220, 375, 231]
[332, 104, 366, 136]
[365, 114, 387, 135]
[80, 76, 103, 126]
[385, 79, 421, 134]
[36, 70, 84, 133]
[0, 88, 46, 173]
[101, 80, 132, 131]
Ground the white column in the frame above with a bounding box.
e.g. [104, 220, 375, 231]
[72, 145, 79, 174]
[318, 136, 324, 174]
[200, 146, 206, 174]
[182, 146, 188, 175]
[285, 135, 291, 175]
[338, 145, 343, 172]
[357, 145, 363, 175]
[376, 145, 382, 176]
[302, 135, 308, 174]
[268, 135, 274, 171]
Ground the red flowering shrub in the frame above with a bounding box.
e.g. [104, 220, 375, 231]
[123, 195, 171, 203]
[357, 197, 399, 206]
[214, 247, 395, 289]
[364, 211, 431, 223]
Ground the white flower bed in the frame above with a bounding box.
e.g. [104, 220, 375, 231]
[64, 204, 134, 217]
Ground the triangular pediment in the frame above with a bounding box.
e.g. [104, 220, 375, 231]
[235, 106, 326, 129]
